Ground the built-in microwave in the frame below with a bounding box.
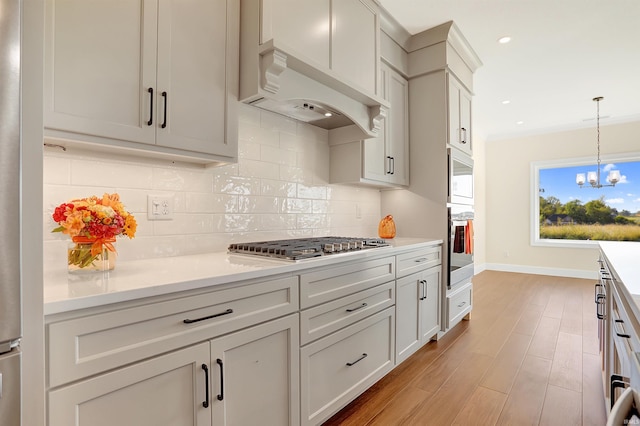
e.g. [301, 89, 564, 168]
[448, 148, 474, 205]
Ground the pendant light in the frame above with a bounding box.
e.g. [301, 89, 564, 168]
[576, 97, 621, 188]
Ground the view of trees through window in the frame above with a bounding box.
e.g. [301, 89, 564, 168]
[538, 159, 640, 242]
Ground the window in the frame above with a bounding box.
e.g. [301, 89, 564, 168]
[531, 154, 640, 247]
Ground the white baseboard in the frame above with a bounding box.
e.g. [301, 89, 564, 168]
[476, 262, 597, 280]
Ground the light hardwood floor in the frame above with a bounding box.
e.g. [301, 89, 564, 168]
[323, 270, 607, 426]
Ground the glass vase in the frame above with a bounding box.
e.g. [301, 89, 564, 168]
[67, 238, 117, 273]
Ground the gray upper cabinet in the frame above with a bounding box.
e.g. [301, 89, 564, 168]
[448, 75, 473, 155]
[329, 62, 409, 188]
[44, 0, 238, 165]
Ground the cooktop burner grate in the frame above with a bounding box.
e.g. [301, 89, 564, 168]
[228, 237, 389, 261]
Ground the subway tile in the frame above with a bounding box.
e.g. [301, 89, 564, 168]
[239, 140, 261, 160]
[154, 213, 215, 235]
[298, 184, 327, 200]
[240, 122, 279, 148]
[186, 193, 238, 214]
[213, 175, 261, 195]
[153, 167, 213, 192]
[261, 110, 297, 135]
[43, 156, 71, 185]
[279, 165, 308, 183]
[261, 144, 297, 165]
[296, 214, 328, 229]
[238, 195, 280, 214]
[260, 214, 298, 231]
[71, 159, 153, 189]
[261, 179, 297, 198]
[280, 198, 313, 214]
[238, 159, 280, 180]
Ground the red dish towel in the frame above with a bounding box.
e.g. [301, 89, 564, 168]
[464, 219, 474, 254]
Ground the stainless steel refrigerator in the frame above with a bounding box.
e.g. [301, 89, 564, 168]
[0, 0, 22, 424]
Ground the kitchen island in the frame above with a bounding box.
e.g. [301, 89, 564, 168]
[44, 237, 446, 426]
[597, 241, 640, 419]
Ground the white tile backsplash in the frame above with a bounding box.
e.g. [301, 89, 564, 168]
[43, 105, 382, 270]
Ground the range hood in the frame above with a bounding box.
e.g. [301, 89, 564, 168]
[239, 41, 389, 139]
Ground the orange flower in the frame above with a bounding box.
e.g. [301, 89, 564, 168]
[61, 210, 86, 236]
[124, 215, 137, 238]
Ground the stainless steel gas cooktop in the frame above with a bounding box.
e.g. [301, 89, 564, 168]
[228, 237, 389, 261]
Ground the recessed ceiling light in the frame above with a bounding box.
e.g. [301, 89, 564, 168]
[498, 36, 511, 44]
[516, 121, 524, 125]
[324, 112, 333, 117]
[502, 100, 511, 105]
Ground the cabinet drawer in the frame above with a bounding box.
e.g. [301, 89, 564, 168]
[396, 245, 441, 278]
[448, 282, 472, 326]
[300, 282, 395, 345]
[48, 276, 298, 388]
[300, 307, 394, 425]
[300, 256, 395, 309]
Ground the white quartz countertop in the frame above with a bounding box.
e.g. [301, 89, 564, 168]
[44, 237, 441, 316]
[599, 241, 640, 319]
[600, 242, 640, 294]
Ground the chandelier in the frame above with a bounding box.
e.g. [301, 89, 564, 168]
[576, 97, 621, 188]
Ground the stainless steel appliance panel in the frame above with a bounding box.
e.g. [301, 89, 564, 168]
[448, 148, 474, 205]
[448, 204, 474, 289]
[0, 0, 22, 351]
[0, 0, 22, 423]
[0, 350, 21, 426]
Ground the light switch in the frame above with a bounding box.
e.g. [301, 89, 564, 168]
[147, 195, 174, 220]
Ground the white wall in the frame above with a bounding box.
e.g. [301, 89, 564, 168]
[483, 120, 640, 278]
[43, 104, 383, 272]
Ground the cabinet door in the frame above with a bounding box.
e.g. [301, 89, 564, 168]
[362, 63, 389, 182]
[395, 273, 421, 364]
[420, 267, 441, 342]
[385, 67, 409, 186]
[448, 76, 472, 155]
[261, 0, 330, 68]
[156, 0, 231, 155]
[44, 0, 157, 145]
[48, 343, 211, 426]
[210, 315, 300, 426]
[332, 0, 378, 94]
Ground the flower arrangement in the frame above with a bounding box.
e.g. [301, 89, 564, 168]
[52, 193, 137, 270]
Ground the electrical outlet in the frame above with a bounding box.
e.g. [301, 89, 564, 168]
[147, 195, 174, 220]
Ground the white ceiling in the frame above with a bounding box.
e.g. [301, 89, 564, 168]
[377, 0, 640, 142]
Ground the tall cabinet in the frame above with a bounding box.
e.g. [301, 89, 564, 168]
[380, 19, 482, 333]
[44, 0, 239, 165]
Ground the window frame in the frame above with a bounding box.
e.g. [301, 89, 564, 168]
[531, 152, 640, 248]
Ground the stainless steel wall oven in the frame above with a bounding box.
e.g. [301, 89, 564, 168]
[448, 204, 474, 290]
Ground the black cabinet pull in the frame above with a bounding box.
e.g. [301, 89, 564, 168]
[614, 319, 631, 338]
[594, 283, 603, 303]
[201, 363, 210, 408]
[386, 156, 392, 174]
[596, 294, 606, 320]
[147, 88, 154, 126]
[461, 127, 467, 144]
[390, 156, 395, 175]
[346, 303, 367, 313]
[420, 279, 427, 301]
[216, 358, 224, 401]
[611, 374, 628, 409]
[161, 91, 168, 128]
[183, 308, 233, 324]
[346, 353, 367, 367]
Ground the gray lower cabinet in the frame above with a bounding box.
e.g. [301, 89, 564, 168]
[210, 315, 300, 425]
[49, 342, 212, 426]
[46, 243, 443, 426]
[300, 307, 395, 426]
[49, 315, 299, 426]
[395, 265, 441, 364]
